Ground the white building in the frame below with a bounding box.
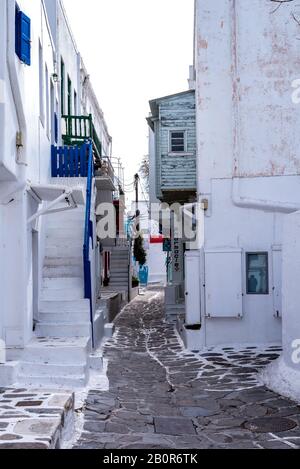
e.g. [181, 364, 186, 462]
[179, 0, 300, 352]
[130, 199, 167, 285]
[0, 0, 123, 388]
[0, 0, 58, 363]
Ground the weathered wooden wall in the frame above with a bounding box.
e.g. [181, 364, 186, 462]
[156, 91, 196, 198]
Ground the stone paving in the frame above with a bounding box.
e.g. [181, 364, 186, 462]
[0, 388, 74, 448]
[74, 290, 300, 449]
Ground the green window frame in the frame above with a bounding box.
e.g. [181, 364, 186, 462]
[67, 75, 72, 116]
[60, 58, 65, 115]
[74, 90, 77, 115]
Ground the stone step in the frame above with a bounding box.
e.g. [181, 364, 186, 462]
[22, 337, 91, 364]
[110, 257, 128, 264]
[19, 362, 87, 378]
[109, 283, 128, 289]
[45, 238, 83, 249]
[109, 273, 128, 278]
[39, 299, 90, 313]
[45, 246, 83, 258]
[110, 276, 128, 282]
[44, 257, 82, 267]
[46, 228, 84, 240]
[110, 277, 128, 283]
[43, 265, 83, 278]
[43, 277, 83, 289]
[35, 322, 91, 338]
[38, 311, 90, 323]
[18, 372, 88, 388]
[41, 288, 84, 301]
[110, 265, 128, 274]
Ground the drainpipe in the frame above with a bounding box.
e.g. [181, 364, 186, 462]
[7, 0, 27, 165]
[232, 178, 300, 214]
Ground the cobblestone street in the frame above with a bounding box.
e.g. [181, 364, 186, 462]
[74, 290, 300, 449]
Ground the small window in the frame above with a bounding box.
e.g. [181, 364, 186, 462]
[74, 90, 77, 115]
[170, 131, 186, 153]
[67, 76, 72, 115]
[54, 112, 58, 143]
[246, 252, 269, 295]
[15, 4, 31, 66]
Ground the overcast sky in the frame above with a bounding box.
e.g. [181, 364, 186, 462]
[63, 0, 194, 204]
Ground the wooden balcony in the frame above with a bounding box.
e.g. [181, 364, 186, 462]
[62, 114, 102, 164]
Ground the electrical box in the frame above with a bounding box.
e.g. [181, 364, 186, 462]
[184, 250, 201, 325]
[205, 249, 243, 318]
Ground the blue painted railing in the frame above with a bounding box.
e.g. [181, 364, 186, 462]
[51, 144, 89, 177]
[83, 141, 95, 348]
[51, 141, 95, 347]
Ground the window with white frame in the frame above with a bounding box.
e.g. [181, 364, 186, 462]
[170, 131, 186, 153]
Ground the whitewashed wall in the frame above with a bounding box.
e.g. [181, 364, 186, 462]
[0, 0, 56, 349]
[189, 0, 300, 347]
[58, 1, 80, 120]
[261, 211, 300, 402]
[0, 0, 112, 354]
[80, 60, 112, 158]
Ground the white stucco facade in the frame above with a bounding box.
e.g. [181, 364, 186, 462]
[182, 0, 300, 350]
[0, 0, 57, 351]
[0, 1, 113, 386]
[261, 211, 300, 401]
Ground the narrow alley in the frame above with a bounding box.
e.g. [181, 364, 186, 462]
[73, 290, 300, 450]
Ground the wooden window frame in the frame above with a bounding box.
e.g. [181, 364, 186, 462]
[60, 58, 65, 115]
[67, 75, 72, 116]
[169, 130, 187, 154]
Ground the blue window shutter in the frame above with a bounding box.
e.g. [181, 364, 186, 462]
[15, 5, 20, 56]
[19, 12, 31, 66]
[54, 112, 58, 143]
[15, 8, 31, 66]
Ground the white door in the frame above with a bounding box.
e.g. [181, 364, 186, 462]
[205, 249, 243, 318]
[184, 251, 201, 325]
[272, 247, 282, 318]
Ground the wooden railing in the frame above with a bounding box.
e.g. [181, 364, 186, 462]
[51, 143, 90, 177]
[62, 114, 102, 162]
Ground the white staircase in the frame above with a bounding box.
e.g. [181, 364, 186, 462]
[18, 207, 94, 388]
[108, 246, 130, 299]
